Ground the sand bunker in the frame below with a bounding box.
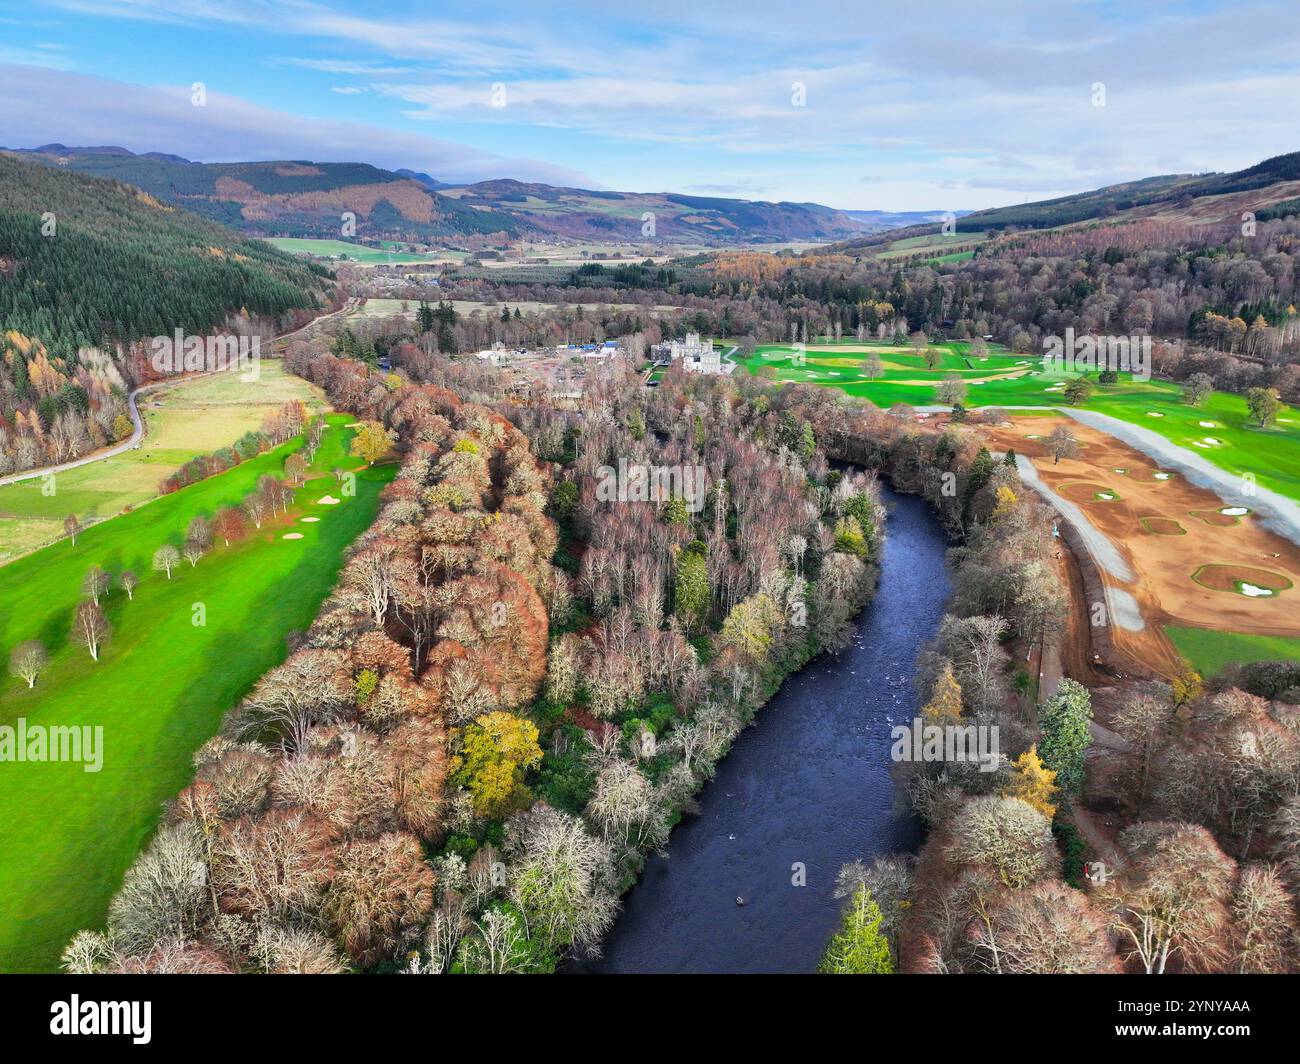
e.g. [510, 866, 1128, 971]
[1190, 509, 1242, 527]
[1061, 481, 1120, 503]
[301, 516, 320, 523]
[1153, 472, 1174, 480]
[1220, 506, 1251, 517]
[1140, 516, 1186, 535]
[317, 495, 341, 505]
[282, 532, 304, 540]
[1199, 421, 1219, 428]
[1146, 411, 1164, 417]
[1192, 564, 1292, 596]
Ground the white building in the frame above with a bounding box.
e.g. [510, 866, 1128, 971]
[664, 332, 733, 375]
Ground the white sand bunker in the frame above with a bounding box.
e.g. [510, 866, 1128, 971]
[1202, 437, 1222, 445]
[283, 533, 304, 540]
[1239, 582, 1275, 597]
[301, 516, 321, 523]
[1114, 467, 1128, 474]
[1026, 433, 1042, 439]
[1097, 491, 1116, 500]
[317, 495, 341, 505]
[1199, 421, 1218, 428]
[1154, 472, 1174, 480]
[1220, 506, 1249, 516]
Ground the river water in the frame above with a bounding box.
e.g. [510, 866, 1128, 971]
[575, 486, 950, 973]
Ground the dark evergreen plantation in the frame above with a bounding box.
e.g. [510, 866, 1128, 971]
[0, 152, 330, 355]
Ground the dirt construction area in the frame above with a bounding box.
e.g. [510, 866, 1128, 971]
[981, 416, 1300, 677]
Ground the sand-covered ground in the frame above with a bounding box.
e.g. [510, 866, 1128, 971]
[982, 416, 1300, 676]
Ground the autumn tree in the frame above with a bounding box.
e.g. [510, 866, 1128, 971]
[81, 564, 110, 605]
[453, 711, 543, 818]
[153, 543, 180, 580]
[9, 640, 48, 688]
[921, 662, 963, 724]
[946, 796, 1056, 889]
[213, 506, 246, 546]
[1111, 684, 1174, 811]
[284, 452, 308, 486]
[72, 600, 111, 661]
[1045, 424, 1080, 464]
[1005, 745, 1058, 819]
[325, 832, 434, 967]
[64, 513, 82, 545]
[351, 420, 398, 465]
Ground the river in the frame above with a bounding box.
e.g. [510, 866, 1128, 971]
[575, 485, 950, 973]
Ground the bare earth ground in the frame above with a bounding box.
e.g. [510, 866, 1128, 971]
[981, 416, 1300, 679]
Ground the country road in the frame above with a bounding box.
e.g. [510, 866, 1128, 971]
[0, 376, 173, 489]
[0, 301, 356, 491]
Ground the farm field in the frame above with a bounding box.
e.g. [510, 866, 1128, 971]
[265, 237, 460, 264]
[979, 416, 1300, 678]
[0, 363, 325, 564]
[740, 339, 1300, 502]
[350, 297, 683, 320]
[0, 416, 394, 972]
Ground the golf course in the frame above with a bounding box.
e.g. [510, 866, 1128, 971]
[0, 415, 394, 972]
[740, 339, 1300, 503]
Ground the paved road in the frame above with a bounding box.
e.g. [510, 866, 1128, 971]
[0, 377, 170, 489]
[0, 300, 355, 491]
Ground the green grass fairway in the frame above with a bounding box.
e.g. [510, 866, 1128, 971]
[265, 237, 451, 264]
[0, 415, 394, 972]
[0, 363, 325, 564]
[740, 340, 1300, 501]
[1165, 626, 1300, 677]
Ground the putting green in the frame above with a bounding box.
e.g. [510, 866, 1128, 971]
[0, 415, 394, 972]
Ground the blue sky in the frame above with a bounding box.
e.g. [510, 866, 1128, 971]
[2, 0, 1300, 210]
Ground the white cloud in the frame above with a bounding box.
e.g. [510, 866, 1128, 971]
[0, 63, 597, 186]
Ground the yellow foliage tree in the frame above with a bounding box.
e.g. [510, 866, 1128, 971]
[992, 485, 1018, 520]
[921, 663, 963, 724]
[1006, 744, 1058, 819]
[350, 420, 398, 465]
[452, 711, 543, 818]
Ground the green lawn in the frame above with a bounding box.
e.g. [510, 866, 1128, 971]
[0, 415, 394, 972]
[740, 340, 1300, 501]
[265, 237, 450, 264]
[1165, 626, 1300, 677]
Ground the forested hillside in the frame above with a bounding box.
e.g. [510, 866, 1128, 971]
[0, 152, 328, 355]
[0, 153, 331, 475]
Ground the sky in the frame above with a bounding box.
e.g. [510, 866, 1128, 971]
[1, 0, 1299, 211]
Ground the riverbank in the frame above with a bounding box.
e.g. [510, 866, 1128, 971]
[575, 486, 947, 972]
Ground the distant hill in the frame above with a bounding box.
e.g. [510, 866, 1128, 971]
[2, 145, 875, 246]
[957, 151, 1300, 232]
[824, 151, 1300, 256]
[844, 209, 972, 231]
[0, 152, 329, 355]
